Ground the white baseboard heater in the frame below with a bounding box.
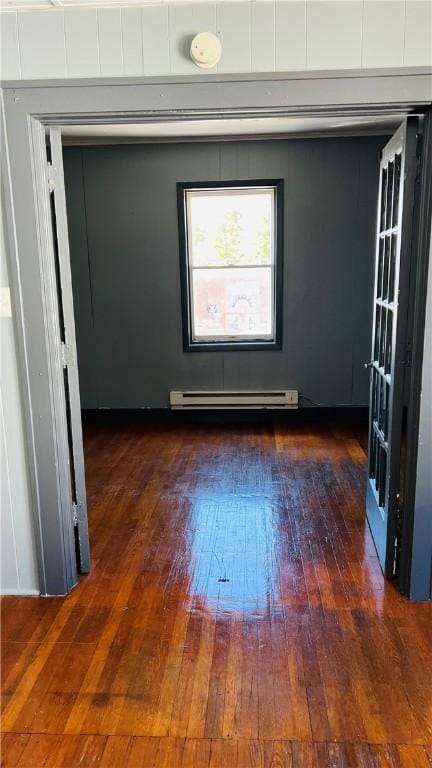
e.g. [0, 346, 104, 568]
[170, 390, 299, 410]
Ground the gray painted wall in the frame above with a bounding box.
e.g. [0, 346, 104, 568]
[410, 216, 432, 600]
[64, 136, 385, 410]
[1, 183, 38, 594]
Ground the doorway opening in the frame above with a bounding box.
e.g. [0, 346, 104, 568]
[43, 110, 426, 601]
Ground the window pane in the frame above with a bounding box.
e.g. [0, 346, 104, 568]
[191, 266, 273, 340]
[187, 189, 273, 267]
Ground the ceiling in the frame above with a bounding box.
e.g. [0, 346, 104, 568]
[59, 114, 404, 144]
[1, 0, 206, 10]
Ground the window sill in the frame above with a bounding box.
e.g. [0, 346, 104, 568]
[184, 340, 282, 353]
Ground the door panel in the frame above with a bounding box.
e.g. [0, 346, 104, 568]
[366, 118, 419, 577]
[48, 127, 90, 574]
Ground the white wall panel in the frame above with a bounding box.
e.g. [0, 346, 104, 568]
[404, 1, 432, 66]
[142, 6, 170, 75]
[362, 1, 405, 68]
[0, 12, 21, 80]
[251, 2, 275, 73]
[65, 9, 99, 78]
[17, 10, 67, 79]
[216, 3, 251, 73]
[275, 2, 307, 72]
[98, 7, 123, 77]
[121, 7, 143, 76]
[307, 2, 363, 70]
[1, 2, 431, 82]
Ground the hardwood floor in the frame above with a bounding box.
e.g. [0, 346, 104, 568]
[1, 418, 432, 767]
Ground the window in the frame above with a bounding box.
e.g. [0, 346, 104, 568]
[177, 180, 283, 351]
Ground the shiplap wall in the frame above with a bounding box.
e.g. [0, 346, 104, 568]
[65, 137, 382, 410]
[1, 195, 38, 596]
[1, 1, 431, 81]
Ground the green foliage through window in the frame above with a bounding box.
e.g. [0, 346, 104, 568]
[214, 209, 244, 265]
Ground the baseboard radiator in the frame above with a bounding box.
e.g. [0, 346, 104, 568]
[170, 390, 299, 410]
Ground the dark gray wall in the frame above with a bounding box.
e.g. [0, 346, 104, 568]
[409, 219, 432, 599]
[64, 136, 385, 409]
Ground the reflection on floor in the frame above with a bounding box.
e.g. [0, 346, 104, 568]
[1, 419, 432, 767]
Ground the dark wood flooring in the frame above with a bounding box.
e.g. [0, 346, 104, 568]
[1, 419, 432, 767]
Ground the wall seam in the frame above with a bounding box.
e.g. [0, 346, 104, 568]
[272, 0, 275, 73]
[61, 10, 67, 78]
[120, 7, 125, 76]
[249, 1, 252, 73]
[213, 4, 219, 75]
[141, 7, 145, 75]
[304, 0, 308, 70]
[351, 141, 362, 404]
[64, 9, 70, 77]
[96, 7, 101, 77]
[80, 149, 95, 325]
[15, 11, 22, 80]
[139, 7, 144, 75]
[119, 7, 124, 75]
[167, 6, 172, 75]
[15, 11, 23, 80]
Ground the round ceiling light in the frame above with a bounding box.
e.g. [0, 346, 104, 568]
[190, 32, 222, 69]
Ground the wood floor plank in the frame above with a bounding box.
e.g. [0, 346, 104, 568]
[98, 735, 133, 766]
[15, 735, 63, 767]
[125, 736, 160, 767]
[0, 734, 30, 767]
[154, 736, 185, 767]
[181, 737, 212, 768]
[237, 738, 265, 768]
[43, 735, 108, 767]
[395, 744, 432, 768]
[2, 417, 432, 767]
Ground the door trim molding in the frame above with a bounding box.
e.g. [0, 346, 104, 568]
[399, 109, 432, 600]
[0, 98, 47, 594]
[2, 65, 432, 90]
[2, 68, 432, 595]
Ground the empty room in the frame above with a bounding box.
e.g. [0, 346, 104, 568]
[1, 2, 432, 767]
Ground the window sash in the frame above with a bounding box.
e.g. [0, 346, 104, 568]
[186, 187, 275, 270]
[190, 264, 275, 343]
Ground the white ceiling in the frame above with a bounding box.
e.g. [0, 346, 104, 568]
[1, 0, 219, 10]
[60, 114, 403, 144]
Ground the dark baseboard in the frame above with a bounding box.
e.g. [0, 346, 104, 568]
[81, 405, 368, 425]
